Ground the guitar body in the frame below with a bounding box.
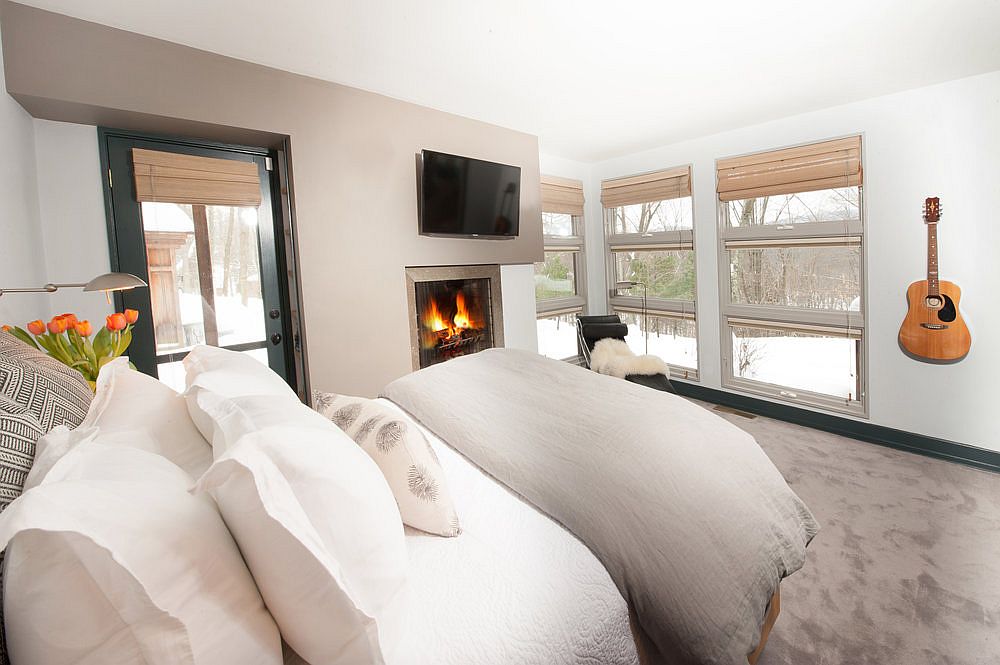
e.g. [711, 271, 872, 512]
[899, 279, 971, 361]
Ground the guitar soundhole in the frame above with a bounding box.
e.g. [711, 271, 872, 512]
[937, 295, 957, 322]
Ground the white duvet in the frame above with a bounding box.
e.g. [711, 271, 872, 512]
[383, 400, 638, 665]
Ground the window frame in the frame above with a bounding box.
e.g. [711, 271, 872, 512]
[715, 138, 868, 417]
[536, 210, 586, 362]
[603, 168, 699, 381]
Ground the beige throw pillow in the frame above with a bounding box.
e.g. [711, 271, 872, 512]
[314, 392, 460, 537]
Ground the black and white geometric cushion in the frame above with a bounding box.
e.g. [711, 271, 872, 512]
[0, 331, 92, 431]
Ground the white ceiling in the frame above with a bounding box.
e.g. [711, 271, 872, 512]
[15, 0, 1000, 161]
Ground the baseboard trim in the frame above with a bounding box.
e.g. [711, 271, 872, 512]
[672, 382, 1000, 474]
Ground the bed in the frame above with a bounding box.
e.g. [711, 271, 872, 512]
[0, 334, 808, 665]
[383, 349, 817, 665]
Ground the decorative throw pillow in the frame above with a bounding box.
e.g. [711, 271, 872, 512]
[313, 392, 461, 537]
[81, 357, 212, 479]
[191, 392, 409, 665]
[0, 396, 45, 510]
[0, 443, 282, 665]
[0, 331, 92, 431]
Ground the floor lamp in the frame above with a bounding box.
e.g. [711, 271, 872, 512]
[615, 280, 647, 354]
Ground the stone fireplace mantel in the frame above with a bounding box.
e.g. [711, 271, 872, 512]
[405, 264, 504, 370]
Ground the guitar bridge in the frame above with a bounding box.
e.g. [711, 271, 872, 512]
[920, 323, 948, 330]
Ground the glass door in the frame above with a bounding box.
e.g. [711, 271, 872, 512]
[101, 131, 296, 393]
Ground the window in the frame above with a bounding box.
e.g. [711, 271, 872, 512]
[602, 166, 698, 379]
[717, 136, 865, 414]
[536, 176, 586, 360]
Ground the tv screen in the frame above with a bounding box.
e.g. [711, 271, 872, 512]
[419, 150, 520, 237]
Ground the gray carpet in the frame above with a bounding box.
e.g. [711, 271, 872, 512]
[701, 405, 1000, 665]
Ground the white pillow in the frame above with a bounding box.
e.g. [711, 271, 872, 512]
[314, 392, 461, 537]
[0, 443, 282, 665]
[82, 357, 212, 479]
[192, 395, 409, 665]
[183, 345, 300, 441]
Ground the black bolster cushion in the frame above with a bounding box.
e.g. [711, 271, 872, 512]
[581, 322, 629, 343]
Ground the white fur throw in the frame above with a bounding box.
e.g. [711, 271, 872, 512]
[590, 338, 670, 379]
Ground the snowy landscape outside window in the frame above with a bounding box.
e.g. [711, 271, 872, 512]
[717, 136, 866, 415]
[602, 166, 698, 379]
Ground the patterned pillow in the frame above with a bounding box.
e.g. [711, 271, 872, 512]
[313, 391, 460, 537]
[0, 332, 92, 431]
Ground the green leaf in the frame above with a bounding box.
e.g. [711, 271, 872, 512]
[93, 327, 112, 358]
[117, 328, 133, 356]
[8, 327, 39, 349]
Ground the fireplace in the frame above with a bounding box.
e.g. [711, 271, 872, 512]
[406, 265, 504, 369]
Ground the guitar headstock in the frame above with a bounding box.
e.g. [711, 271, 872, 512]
[923, 197, 941, 224]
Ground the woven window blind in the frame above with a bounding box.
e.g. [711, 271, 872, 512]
[601, 166, 691, 208]
[716, 136, 862, 202]
[540, 175, 585, 216]
[132, 148, 262, 207]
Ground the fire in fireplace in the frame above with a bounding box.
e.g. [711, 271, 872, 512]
[415, 279, 493, 368]
[406, 265, 504, 370]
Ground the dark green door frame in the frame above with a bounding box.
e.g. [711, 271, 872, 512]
[98, 128, 298, 391]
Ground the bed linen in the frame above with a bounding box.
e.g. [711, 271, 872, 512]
[382, 349, 819, 665]
[284, 398, 638, 665]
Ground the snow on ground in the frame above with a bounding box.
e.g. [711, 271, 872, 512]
[538, 318, 856, 399]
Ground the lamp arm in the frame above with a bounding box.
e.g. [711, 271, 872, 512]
[0, 283, 90, 297]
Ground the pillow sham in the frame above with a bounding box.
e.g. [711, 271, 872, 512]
[183, 345, 300, 441]
[314, 392, 461, 537]
[191, 392, 409, 665]
[81, 358, 212, 479]
[0, 443, 282, 665]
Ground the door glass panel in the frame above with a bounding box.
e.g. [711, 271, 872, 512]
[141, 201, 268, 378]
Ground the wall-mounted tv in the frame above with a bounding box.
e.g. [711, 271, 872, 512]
[419, 150, 520, 238]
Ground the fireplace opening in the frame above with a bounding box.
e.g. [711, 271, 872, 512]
[415, 279, 494, 368]
[406, 265, 504, 370]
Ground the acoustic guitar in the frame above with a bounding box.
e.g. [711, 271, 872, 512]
[898, 197, 971, 362]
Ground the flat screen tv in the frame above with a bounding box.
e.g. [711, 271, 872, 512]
[419, 150, 520, 238]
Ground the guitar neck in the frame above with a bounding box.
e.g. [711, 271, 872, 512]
[927, 222, 940, 296]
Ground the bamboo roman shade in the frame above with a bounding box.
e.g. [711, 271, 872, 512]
[540, 175, 585, 215]
[601, 166, 691, 208]
[132, 148, 262, 207]
[716, 136, 862, 202]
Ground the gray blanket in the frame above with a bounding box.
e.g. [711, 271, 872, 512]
[382, 349, 818, 665]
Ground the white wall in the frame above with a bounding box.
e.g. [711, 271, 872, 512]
[0, 26, 47, 326]
[32, 119, 112, 327]
[500, 264, 538, 352]
[585, 70, 1000, 449]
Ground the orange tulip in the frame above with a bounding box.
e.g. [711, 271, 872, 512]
[60, 313, 79, 328]
[47, 317, 69, 335]
[106, 313, 127, 332]
[1, 325, 11, 333]
[75, 320, 93, 337]
[26, 320, 45, 336]
[124, 309, 139, 325]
